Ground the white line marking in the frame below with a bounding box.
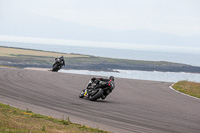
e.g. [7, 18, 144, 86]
[169, 83, 200, 101]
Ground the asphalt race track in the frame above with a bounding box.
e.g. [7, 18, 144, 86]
[0, 68, 200, 133]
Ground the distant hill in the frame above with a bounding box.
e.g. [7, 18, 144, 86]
[0, 7, 199, 47]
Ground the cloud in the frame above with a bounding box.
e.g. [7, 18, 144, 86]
[25, 0, 200, 36]
[1, 0, 200, 37]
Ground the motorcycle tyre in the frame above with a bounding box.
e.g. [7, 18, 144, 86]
[88, 88, 103, 101]
[79, 90, 85, 98]
[52, 64, 59, 72]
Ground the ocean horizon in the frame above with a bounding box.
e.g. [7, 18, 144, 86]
[1, 39, 200, 82]
[59, 69, 200, 83]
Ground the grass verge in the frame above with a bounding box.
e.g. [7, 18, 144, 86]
[0, 103, 110, 133]
[172, 81, 200, 99]
[0, 65, 16, 68]
[0, 46, 88, 58]
[2, 46, 198, 73]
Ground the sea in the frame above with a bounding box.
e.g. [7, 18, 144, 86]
[1, 41, 200, 83]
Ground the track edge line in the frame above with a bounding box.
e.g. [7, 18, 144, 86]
[169, 83, 200, 101]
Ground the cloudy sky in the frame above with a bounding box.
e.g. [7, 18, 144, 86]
[0, 0, 200, 48]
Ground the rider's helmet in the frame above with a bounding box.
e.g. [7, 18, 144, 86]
[109, 76, 114, 81]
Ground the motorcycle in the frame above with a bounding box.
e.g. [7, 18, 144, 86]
[79, 77, 115, 101]
[52, 56, 65, 72]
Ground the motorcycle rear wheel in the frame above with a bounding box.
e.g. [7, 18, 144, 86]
[52, 64, 59, 72]
[88, 88, 103, 101]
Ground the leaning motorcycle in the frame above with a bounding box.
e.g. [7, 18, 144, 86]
[79, 78, 115, 101]
[52, 58, 65, 72]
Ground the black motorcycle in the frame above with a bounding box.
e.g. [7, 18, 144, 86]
[79, 77, 115, 101]
[52, 56, 65, 72]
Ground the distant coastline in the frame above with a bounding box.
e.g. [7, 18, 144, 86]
[1, 46, 200, 74]
[1, 41, 200, 67]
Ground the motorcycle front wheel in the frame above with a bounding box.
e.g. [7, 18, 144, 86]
[79, 90, 85, 98]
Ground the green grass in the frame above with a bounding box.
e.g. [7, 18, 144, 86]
[0, 46, 186, 68]
[172, 81, 200, 98]
[0, 103, 110, 133]
[1, 46, 198, 73]
[0, 65, 16, 68]
[0, 46, 88, 58]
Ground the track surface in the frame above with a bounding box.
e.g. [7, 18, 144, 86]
[0, 68, 200, 133]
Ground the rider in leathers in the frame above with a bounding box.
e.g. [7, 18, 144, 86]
[87, 76, 115, 99]
[53, 55, 65, 67]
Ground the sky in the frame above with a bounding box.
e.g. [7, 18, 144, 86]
[0, 0, 200, 49]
